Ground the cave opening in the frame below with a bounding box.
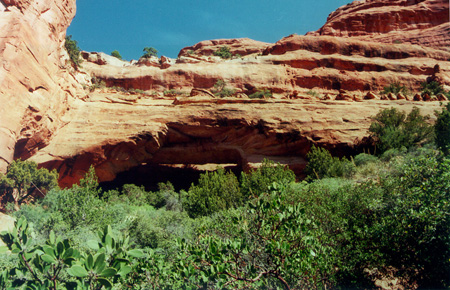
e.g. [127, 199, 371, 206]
[99, 163, 243, 193]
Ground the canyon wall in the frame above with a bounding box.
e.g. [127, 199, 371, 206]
[0, 0, 449, 186]
[0, 0, 83, 172]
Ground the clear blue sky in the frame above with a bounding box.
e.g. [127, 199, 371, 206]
[67, 0, 354, 60]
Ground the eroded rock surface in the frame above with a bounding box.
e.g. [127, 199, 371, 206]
[0, 0, 84, 172]
[0, 0, 449, 187]
[29, 93, 442, 187]
[309, 0, 450, 48]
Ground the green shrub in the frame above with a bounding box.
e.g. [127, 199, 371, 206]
[0, 160, 58, 211]
[240, 159, 296, 198]
[184, 168, 241, 218]
[213, 46, 232, 59]
[304, 146, 355, 180]
[179, 183, 334, 289]
[0, 217, 143, 290]
[435, 102, 450, 155]
[421, 81, 448, 96]
[64, 35, 82, 68]
[111, 49, 122, 60]
[369, 107, 433, 154]
[163, 89, 184, 96]
[142, 47, 158, 58]
[41, 167, 105, 230]
[379, 147, 407, 162]
[128, 209, 193, 249]
[212, 79, 235, 97]
[306, 90, 319, 98]
[353, 153, 378, 166]
[382, 82, 409, 95]
[248, 89, 272, 99]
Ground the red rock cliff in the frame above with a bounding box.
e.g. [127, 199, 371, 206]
[0, 0, 83, 171]
[309, 0, 450, 48]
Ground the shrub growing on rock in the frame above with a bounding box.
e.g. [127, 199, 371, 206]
[213, 46, 232, 59]
[369, 107, 433, 154]
[111, 49, 122, 60]
[142, 47, 158, 58]
[64, 35, 82, 68]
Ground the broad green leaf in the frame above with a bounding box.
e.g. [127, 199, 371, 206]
[105, 234, 113, 248]
[56, 241, 64, 256]
[86, 240, 99, 250]
[93, 253, 106, 273]
[41, 254, 56, 264]
[67, 265, 88, 277]
[117, 265, 132, 277]
[42, 245, 55, 257]
[49, 231, 55, 245]
[97, 277, 112, 289]
[99, 268, 117, 277]
[127, 249, 143, 258]
[86, 254, 94, 270]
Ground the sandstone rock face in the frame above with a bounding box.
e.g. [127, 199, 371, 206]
[309, 0, 450, 48]
[0, 0, 83, 172]
[28, 94, 443, 187]
[87, 34, 450, 95]
[178, 38, 270, 58]
[1, 0, 449, 189]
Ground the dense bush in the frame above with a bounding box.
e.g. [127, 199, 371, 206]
[142, 47, 158, 58]
[369, 107, 433, 154]
[110, 50, 122, 60]
[212, 79, 235, 97]
[304, 146, 355, 180]
[435, 102, 450, 155]
[421, 81, 449, 97]
[213, 46, 232, 59]
[0, 217, 143, 290]
[179, 183, 334, 289]
[382, 82, 409, 95]
[353, 153, 378, 166]
[64, 35, 82, 68]
[248, 88, 272, 99]
[184, 168, 241, 218]
[0, 160, 58, 211]
[240, 159, 296, 198]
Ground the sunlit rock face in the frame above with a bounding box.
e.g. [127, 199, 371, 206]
[308, 0, 450, 48]
[0, 0, 84, 172]
[0, 0, 449, 188]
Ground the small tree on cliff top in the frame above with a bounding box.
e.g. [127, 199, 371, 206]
[142, 47, 158, 58]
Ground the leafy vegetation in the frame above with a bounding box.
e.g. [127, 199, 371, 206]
[248, 88, 272, 99]
[64, 35, 82, 69]
[435, 102, 450, 155]
[212, 79, 235, 97]
[142, 47, 158, 58]
[0, 160, 58, 211]
[382, 82, 409, 95]
[304, 146, 355, 180]
[184, 168, 241, 218]
[306, 90, 319, 98]
[369, 107, 433, 154]
[213, 46, 232, 59]
[1, 105, 450, 289]
[421, 81, 449, 97]
[110, 50, 122, 60]
[163, 89, 185, 97]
